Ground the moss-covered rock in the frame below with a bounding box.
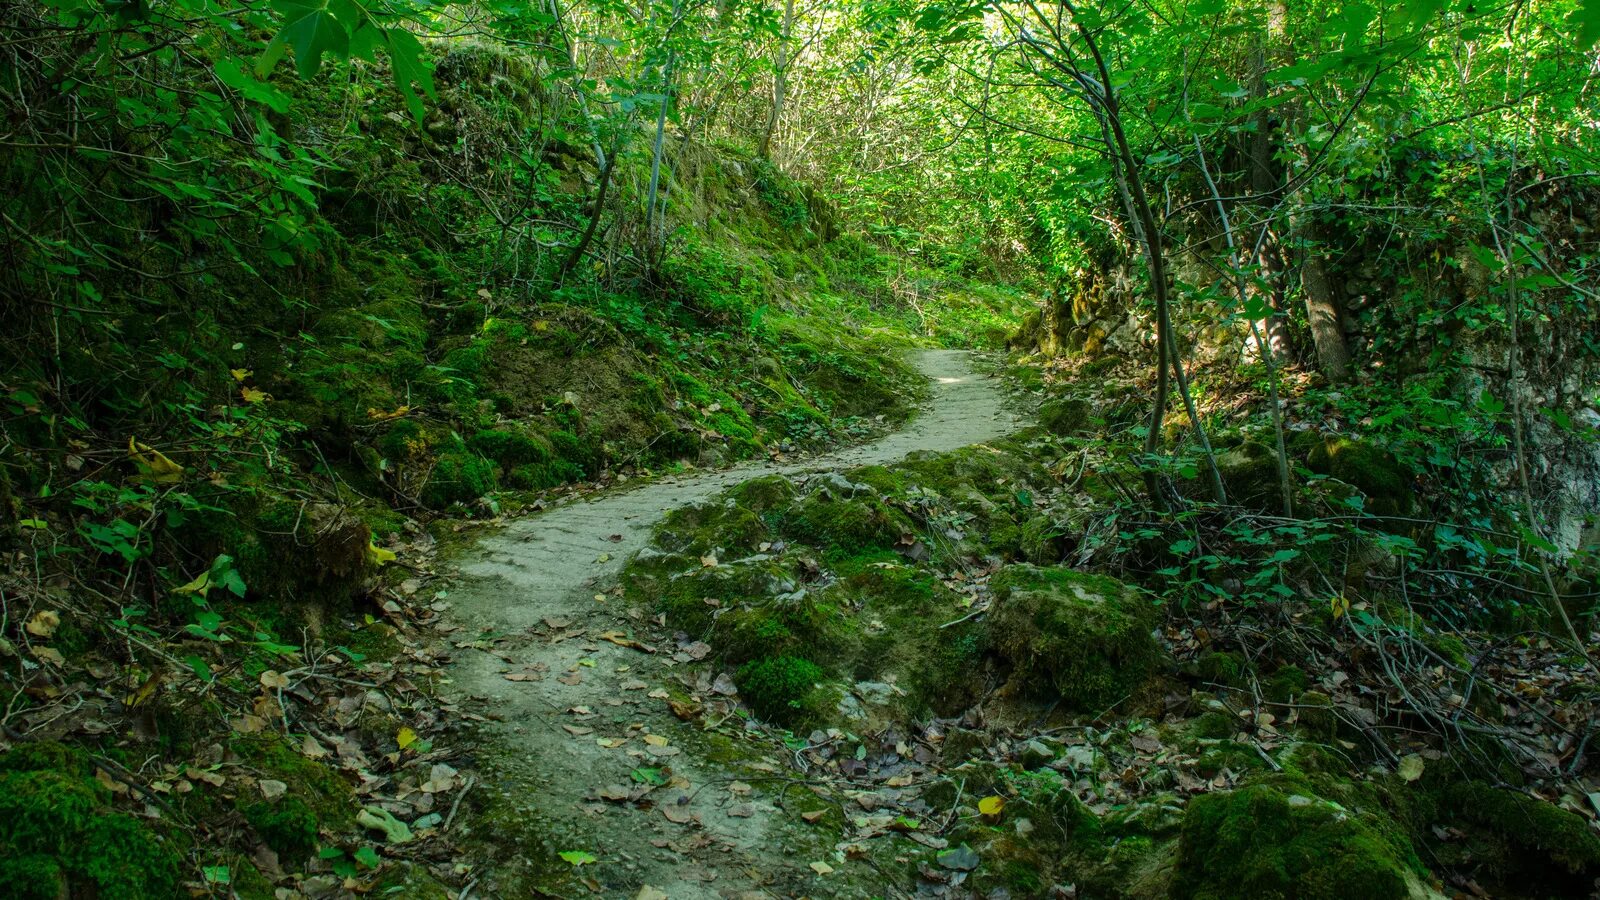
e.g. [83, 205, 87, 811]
[1438, 781, 1600, 886]
[653, 500, 771, 558]
[1215, 441, 1286, 511]
[1175, 780, 1426, 900]
[0, 743, 183, 900]
[988, 565, 1162, 711]
[736, 655, 824, 723]
[421, 450, 498, 508]
[784, 489, 910, 554]
[1039, 397, 1092, 436]
[1307, 435, 1414, 517]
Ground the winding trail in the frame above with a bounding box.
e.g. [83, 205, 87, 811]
[445, 350, 1021, 898]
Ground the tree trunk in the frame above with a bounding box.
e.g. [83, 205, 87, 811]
[757, 0, 795, 160]
[1298, 219, 1351, 381]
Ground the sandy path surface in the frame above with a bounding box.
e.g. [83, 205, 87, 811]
[444, 350, 1021, 898]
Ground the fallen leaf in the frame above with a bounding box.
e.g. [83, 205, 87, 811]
[559, 850, 597, 867]
[978, 795, 1005, 818]
[937, 845, 980, 871]
[598, 631, 655, 652]
[259, 779, 288, 800]
[25, 610, 60, 638]
[259, 670, 289, 690]
[809, 861, 834, 876]
[644, 734, 669, 747]
[1398, 754, 1425, 782]
[357, 807, 414, 844]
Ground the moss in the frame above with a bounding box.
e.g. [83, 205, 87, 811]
[736, 655, 825, 724]
[0, 747, 183, 900]
[1175, 780, 1421, 900]
[467, 428, 551, 468]
[241, 795, 319, 864]
[1442, 782, 1600, 875]
[1307, 436, 1414, 517]
[0, 855, 67, 900]
[507, 459, 584, 489]
[1265, 665, 1310, 702]
[784, 490, 910, 554]
[1191, 711, 1238, 740]
[654, 500, 770, 558]
[230, 735, 354, 830]
[1019, 513, 1068, 564]
[728, 474, 798, 515]
[74, 815, 185, 899]
[988, 564, 1162, 711]
[1193, 651, 1249, 688]
[421, 451, 498, 508]
[1039, 397, 1092, 436]
[1215, 441, 1286, 512]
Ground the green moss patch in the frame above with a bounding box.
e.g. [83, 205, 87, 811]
[1175, 780, 1424, 900]
[0, 743, 183, 900]
[988, 565, 1163, 711]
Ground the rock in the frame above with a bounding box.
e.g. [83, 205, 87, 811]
[1307, 435, 1414, 517]
[1038, 397, 1092, 436]
[1173, 780, 1426, 899]
[987, 565, 1163, 711]
[1215, 441, 1286, 512]
[1019, 739, 1055, 771]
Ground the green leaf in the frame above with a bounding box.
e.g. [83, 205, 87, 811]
[263, 0, 352, 80]
[559, 850, 597, 866]
[354, 845, 382, 868]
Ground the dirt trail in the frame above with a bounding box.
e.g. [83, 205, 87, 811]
[444, 350, 1021, 898]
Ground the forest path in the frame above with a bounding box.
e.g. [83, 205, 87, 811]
[444, 350, 1022, 898]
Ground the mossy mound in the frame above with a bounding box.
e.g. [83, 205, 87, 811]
[653, 499, 772, 558]
[1215, 441, 1287, 511]
[1414, 780, 1600, 895]
[1039, 397, 1092, 436]
[0, 742, 183, 900]
[988, 565, 1162, 711]
[1175, 779, 1426, 900]
[736, 655, 825, 724]
[1308, 435, 1414, 517]
[784, 488, 911, 554]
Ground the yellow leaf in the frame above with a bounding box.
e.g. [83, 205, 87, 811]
[1330, 595, 1350, 620]
[978, 795, 1005, 817]
[365, 541, 397, 567]
[241, 387, 270, 404]
[367, 405, 413, 421]
[643, 734, 668, 747]
[25, 610, 60, 638]
[397, 726, 418, 750]
[128, 436, 184, 483]
[230, 368, 252, 382]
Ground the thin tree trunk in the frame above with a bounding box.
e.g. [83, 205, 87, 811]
[644, 37, 678, 264]
[758, 0, 795, 160]
[1297, 218, 1351, 381]
[560, 148, 618, 279]
[1195, 133, 1294, 516]
[1073, 20, 1225, 506]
